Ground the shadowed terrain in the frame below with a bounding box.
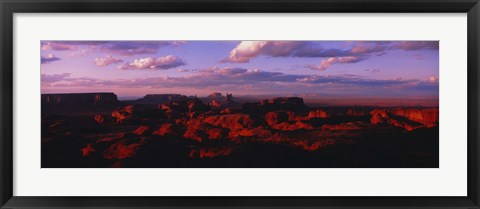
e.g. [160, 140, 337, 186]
[41, 92, 439, 168]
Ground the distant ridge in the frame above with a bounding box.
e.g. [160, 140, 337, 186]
[42, 92, 119, 107]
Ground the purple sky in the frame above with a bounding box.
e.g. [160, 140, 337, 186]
[41, 41, 439, 104]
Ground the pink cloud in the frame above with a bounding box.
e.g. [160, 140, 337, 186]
[117, 55, 186, 70]
[305, 56, 364, 71]
[41, 42, 78, 51]
[94, 55, 123, 67]
[41, 54, 61, 64]
[222, 41, 306, 63]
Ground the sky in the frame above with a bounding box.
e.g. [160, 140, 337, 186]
[41, 41, 439, 105]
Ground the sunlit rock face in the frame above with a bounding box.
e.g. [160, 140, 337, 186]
[307, 109, 329, 119]
[370, 108, 439, 131]
[265, 111, 290, 125]
[203, 114, 254, 130]
[389, 108, 439, 127]
[188, 146, 235, 158]
[103, 139, 144, 160]
[42, 93, 119, 107]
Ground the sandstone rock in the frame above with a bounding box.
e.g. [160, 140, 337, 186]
[103, 139, 142, 160]
[188, 146, 234, 158]
[270, 121, 313, 131]
[265, 111, 290, 125]
[81, 144, 95, 156]
[152, 123, 185, 136]
[132, 126, 150, 135]
[229, 126, 272, 138]
[94, 114, 104, 124]
[390, 108, 439, 127]
[308, 109, 329, 119]
[292, 139, 336, 151]
[321, 122, 366, 131]
[203, 114, 254, 130]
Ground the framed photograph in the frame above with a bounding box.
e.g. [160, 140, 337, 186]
[1, 0, 479, 208]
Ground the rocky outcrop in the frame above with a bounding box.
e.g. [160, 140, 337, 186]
[308, 109, 329, 119]
[42, 93, 119, 107]
[103, 139, 143, 160]
[390, 108, 439, 127]
[292, 139, 336, 151]
[229, 126, 272, 138]
[270, 121, 313, 131]
[152, 123, 185, 136]
[161, 98, 210, 119]
[81, 144, 95, 156]
[203, 114, 254, 130]
[265, 111, 290, 125]
[208, 92, 223, 99]
[370, 108, 438, 131]
[182, 119, 211, 142]
[132, 126, 151, 135]
[111, 105, 134, 123]
[321, 122, 366, 131]
[209, 100, 222, 108]
[94, 114, 104, 124]
[188, 146, 235, 158]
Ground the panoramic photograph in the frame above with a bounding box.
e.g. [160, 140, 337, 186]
[41, 40, 439, 168]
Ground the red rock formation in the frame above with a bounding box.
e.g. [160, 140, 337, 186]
[229, 126, 272, 138]
[103, 140, 142, 160]
[96, 133, 125, 143]
[111, 105, 134, 123]
[270, 121, 313, 131]
[188, 146, 234, 158]
[203, 114, 254, 130]
[94, 114, 104, 124]
[292, 139, 336, 151]
[209, 100, 222, 108]
[132, 126, 150, 135]
[265, 133, 290, 143]
[308, 109, 329, 119]
[221, 108, 232, 115]
[265, 111, 290, 125]
[205, 128, 227, 140]
[152, 123, 184, 136]
[81, 144, 95, 156]
[370, 108, 436, 131]
[321, 122, 366, 131]
[183, 119, 207, 142]
[370, 109, 388, 124]
[390, 108, 439, 127]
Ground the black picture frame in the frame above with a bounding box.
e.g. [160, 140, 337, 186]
[1, 0, 479, 208]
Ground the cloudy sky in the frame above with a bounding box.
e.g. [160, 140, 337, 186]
[41, 41, 439, 104]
